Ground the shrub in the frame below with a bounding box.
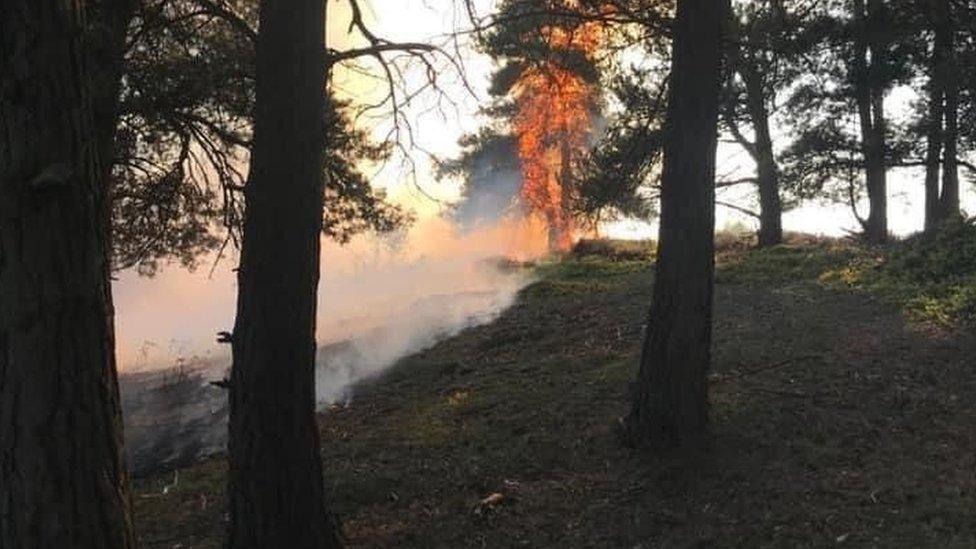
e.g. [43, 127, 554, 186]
[884, 216, 976, 285]
[844, 217, 976, 327]
[570, 238, 655, 261]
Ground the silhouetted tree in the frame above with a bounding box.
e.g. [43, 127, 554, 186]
[225, 0, 344, 545]
[108, 0, 407, 275]
[853, 0, 893, 243]
[722, 0, 797, 247]
[878, 0, 976, 233]
[919, 0, 966, 231]
[621, 0, 729, 447]
[0, 1, 134, 547]
[574, 66, 667, 228]
[449, 0, 670, 233]
[780, 0, 919, 242]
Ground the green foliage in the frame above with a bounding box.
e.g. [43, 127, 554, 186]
[322, 98, 412, 241]
[827, 217, 976, 326]
[112, 0, 407, 275]
[573, 67, 665, 225]
[480, 0, 602, 91]
[884, 217, 976, 284]
[535, 257, 648, 282]
[701, 221, 976, 327]
[524, 247, 651, 299]
[717, 242, 860, 284]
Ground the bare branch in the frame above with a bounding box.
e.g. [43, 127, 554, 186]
[327, 42, 438, 65]
[716, 200, 761, 218]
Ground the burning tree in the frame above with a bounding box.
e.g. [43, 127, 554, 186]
[447, 0, 608, 252]
[447, 0, 672, 251]
[510, 21, 604, 250]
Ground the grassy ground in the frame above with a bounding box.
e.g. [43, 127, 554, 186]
[134, 239, 976, 548]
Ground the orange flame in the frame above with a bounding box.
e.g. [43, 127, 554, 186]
[513, 20, 602, 251]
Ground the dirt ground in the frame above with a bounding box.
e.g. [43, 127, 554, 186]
[134, 244, 976, 548]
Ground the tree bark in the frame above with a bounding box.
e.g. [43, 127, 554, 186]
[623, 0, 727, 448]
[852, 0, 888, 244]
[226, 0, 343, 547]
[723, 13, 782, 249]
[938, 1, 960, 221]
[923, 41, 944, 233]
[555, 131, 573, 250]
[864, 80, 888, 244]
[742, 68, 783, 247]
[88, 0, 137, 185]
[88, 0, 137, 274]
[0, 2, 134, 548]
[923, 0, 962, 232]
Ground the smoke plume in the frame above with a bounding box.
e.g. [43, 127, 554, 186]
[114, 212, 543, 474]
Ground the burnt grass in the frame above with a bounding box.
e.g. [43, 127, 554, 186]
[134, 242, 976, 548]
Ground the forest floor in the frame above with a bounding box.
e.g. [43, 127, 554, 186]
[133, 239, 976, 548]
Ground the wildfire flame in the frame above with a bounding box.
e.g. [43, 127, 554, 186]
[513, 19, 602, 252]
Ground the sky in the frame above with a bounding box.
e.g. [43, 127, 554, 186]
[326, 0, 495, 215]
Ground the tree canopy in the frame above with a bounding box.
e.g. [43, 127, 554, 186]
[110, 0, 409, 275]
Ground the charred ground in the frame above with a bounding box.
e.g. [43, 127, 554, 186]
[134, 237, 976, 548]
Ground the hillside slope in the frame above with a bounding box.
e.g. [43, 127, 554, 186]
[134, 244, 976, 548]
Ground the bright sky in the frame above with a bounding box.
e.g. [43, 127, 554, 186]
[327, 0, 496, 216]
[327, 0, 975, 238]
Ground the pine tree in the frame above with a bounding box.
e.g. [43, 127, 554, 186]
[1, 1, 134, 546]
[621, 0, 729, 447]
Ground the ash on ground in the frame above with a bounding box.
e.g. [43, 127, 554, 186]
[120, 329, 451, 477]
[121, 284, 525, 477]
[121, 360, 228, 477]
[120, 347, 361, 478]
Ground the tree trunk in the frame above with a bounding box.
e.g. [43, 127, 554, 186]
[554, 132, 573, 250]
[88, 0, 137, 272]
[89, 0, 137, 185]
[924, 0, 947, 232]
[743, 69, 783, 247]
[853, 0, 888, 244]
[938, 2, 960, 221]
[0, 2, 134, 548]
[226, 0, 343, 547]
[940, 83, 959, 220]
[622, 0, 727, 448]
[923, 56, 944, 233]
[864, 85, 888, 244]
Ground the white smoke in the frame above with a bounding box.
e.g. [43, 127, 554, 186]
[113, 214, 538, 405]
[313, 215, 536, 403]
